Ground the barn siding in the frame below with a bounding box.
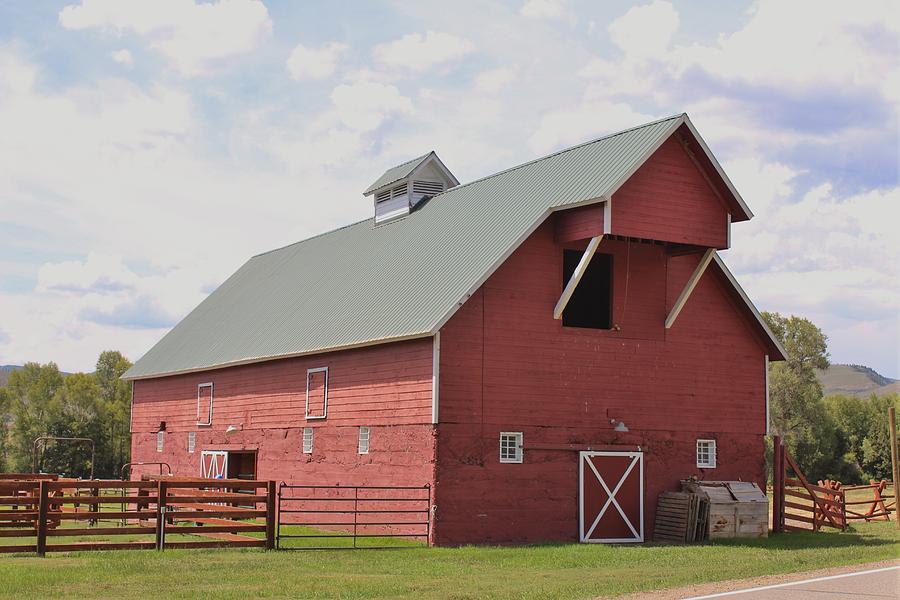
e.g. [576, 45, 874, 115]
[130, 337, 436, 494]
[433, 221, 767, 545]
[611, 135, 729, 248]
[553, 203, 604, 243]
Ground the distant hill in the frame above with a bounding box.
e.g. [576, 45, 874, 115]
[0, 365, 22, 387]
[817, 364, 900, 398]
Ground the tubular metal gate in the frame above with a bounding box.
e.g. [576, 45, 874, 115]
[276, 483, 431, 549]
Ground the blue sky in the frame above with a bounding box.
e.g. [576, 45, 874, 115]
[0, 0, 897, 376]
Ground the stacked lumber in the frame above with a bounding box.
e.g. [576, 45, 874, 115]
[653, 492, 708, 543]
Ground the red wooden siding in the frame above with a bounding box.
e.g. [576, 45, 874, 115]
[434, 221, 768, 544]
[554, 203, 604, 243]
[611, 135, 729, 248]
[131, 337, 434, 434]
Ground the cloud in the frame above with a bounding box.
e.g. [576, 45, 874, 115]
[329, 80, 413, 132]
[80, 295, 178, 329]
[520, 0, 570, 21]
[473, 67, 518, 94]
[373, 30, 475, 73]
[607, 0, 679, 61]
[528, 100, 656, 154]
[37, 253, 138, 294]
[286, 42, 348, 81]
[58, 0, 272, 76]
[110, 48, 133, 67]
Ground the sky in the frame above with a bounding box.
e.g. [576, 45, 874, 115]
[0, 0, 897, 377]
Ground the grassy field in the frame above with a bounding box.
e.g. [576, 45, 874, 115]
[0, 520, 897, 599]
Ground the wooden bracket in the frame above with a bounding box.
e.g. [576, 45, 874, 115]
[554, 235, 603, 320]
[665, 248, 715, 329]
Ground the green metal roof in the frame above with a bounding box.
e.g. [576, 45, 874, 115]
[363, 152, 432, 195]
[125, 113, 769, 380]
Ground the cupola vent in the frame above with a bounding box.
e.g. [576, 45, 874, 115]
[363, 151, 459, 224]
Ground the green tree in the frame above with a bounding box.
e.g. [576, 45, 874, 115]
[0, 386, 10, 472]
[763, 312, 849, 480]
[93, 350, 133, 477]
[7, 362, 65, 473]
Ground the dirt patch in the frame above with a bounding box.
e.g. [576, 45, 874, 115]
[602, 559, 900, 599]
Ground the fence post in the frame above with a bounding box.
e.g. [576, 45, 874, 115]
[155, 480, 167, 551]
[772, 435, 783, 533]
[889, 406, 899, 530]
[265, 481, 276, 550]
[36, 481, 49, 557]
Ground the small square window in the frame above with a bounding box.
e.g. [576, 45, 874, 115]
[188, 431, 196, 453]
[358, 426, 370, 454]
[499, 432, 523, 463]
[696, 439, 716, 468]
[302, 427, 313, 454]
[156, 431, 165, 453]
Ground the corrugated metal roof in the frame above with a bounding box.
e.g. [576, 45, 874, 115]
[125, 114, 713, 380]
[363, 152, 432, 195]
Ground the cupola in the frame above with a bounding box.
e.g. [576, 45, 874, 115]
[363, 151, 459, 223]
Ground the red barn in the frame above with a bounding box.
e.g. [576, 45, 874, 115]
[125, 114, 785, 545]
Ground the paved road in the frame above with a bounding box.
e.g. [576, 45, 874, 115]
[685, 565, 900, 599]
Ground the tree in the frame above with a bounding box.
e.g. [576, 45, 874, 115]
[0, 386, 10, 472]
[763, 312, 850, 480]
[93, 350, 133, 477]
[6, 362, 65, 473]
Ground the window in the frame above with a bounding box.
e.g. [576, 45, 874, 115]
[358, 426, 370, 454]
[499, 432, 523, 463]
[562, 250, 613, 329]
[197, 383, 213, 426]
[302, 427, 313, 454]
[188, 432, 196, 453]
[156, 431, 164, 453]
[306, 368, 328, 419]
[696, 439, 717, 468]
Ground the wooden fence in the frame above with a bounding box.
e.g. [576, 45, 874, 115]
[0, 475, 276, 555]
[772, 436, 846, 533]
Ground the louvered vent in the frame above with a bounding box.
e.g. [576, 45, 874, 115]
[412, 181, 444, 197]
[374, 183, 410, 223]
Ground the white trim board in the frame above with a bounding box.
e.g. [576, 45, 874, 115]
[431, 332, 440, 424]
[554, 235, 603, 320]
[665, 248, 716, 329]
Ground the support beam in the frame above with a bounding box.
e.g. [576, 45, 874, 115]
[554, 235, 603, 320]
[664, 248, 715, 329]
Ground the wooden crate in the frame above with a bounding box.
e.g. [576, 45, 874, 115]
[682, 481, 768, 539]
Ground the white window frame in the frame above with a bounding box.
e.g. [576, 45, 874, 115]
[302, 427, 313, 454]
[188, 431, 196, 453]
[156, 430, 164, 453]
[305, 367, 328, 420]
[499, 432, 523, 464]
[358, 426, 370, 455]
[197, 382, 213, 426]
[696, 439, 717, 468]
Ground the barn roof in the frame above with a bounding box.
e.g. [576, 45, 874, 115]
[124, 113, 774, 380]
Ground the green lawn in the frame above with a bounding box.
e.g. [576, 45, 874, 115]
[1, 521, 897, 599]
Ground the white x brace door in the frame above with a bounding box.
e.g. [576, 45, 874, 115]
[579, 451, 644, 543]
[200, 450, 228, 479]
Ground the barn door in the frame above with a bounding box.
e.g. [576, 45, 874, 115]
[200, 450, 228, 479]
[579, 451, 644, 543]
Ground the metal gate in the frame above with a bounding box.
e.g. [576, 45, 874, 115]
[579, 451, 644, 543]
[200, 450, 227, 479]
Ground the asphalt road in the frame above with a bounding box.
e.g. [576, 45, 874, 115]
[685, 565, 899, 599]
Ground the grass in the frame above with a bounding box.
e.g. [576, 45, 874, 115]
[0, 520, 897, 599]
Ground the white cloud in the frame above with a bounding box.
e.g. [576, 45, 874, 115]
[286, 42, 348, 81]
[59, 0, 272, 76]
[329, 80, 413, 132]
[110, 48, 133, 67]
[607, 0, 679, 61]
[473, 67, 518, 94]
[373, 30, 475, 73]
[520, 0, 570, 21]
[528, 100, 656, 154]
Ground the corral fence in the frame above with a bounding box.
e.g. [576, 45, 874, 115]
[0, 474, 276, 556]
[277, 483, 431, 549]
